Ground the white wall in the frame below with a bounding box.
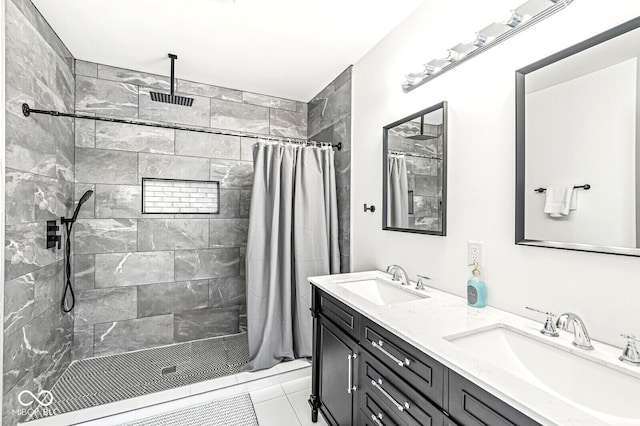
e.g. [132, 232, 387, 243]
[525, 58, 637, 247]
[351, 0, 640, 347]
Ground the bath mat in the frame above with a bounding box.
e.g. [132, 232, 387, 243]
[121, 394, 258, 426]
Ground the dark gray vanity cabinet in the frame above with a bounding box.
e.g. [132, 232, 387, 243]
[310, 287, 540, 426]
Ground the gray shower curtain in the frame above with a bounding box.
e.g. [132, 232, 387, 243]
[246, 142, 340, 371]
[388, 155, 409, 228]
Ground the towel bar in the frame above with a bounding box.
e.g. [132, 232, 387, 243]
[534, 184, 591, 193]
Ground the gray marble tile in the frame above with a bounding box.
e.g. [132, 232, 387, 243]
[174, 307, 239, 343]
[297, 102, 308, 114]
[270, 109, 307, 139]
[75, 183, 96, 219]
[210, 160, 253, 189]
[176, 80, 242, 102]
[5, 222, 56, 280]
[334, 66, 352, 90]
[242, 92, 297, 111]
[209, 219, 249, 247]
[308, 78, 351, 137]
[95, 184, 142, 219]
[33, 261, 62, 317]
[219, 189, 240, 218]
[4, 270, 35, 337]
[406, 157, 433, 175]
[334, 150, 351, 187]
[5, 105, 58, 178]
[76, 76, 139, 117]
[76, 60, 97, 78]
[95, 251, 174, 287]
[56, 118, 75, 182]
[93, 314, 174, 357]
[75, 287, 137, 326]
[74, 254, 95, 291]
[96, 121, 174, 154]
[137, 280, 209, 317]
[209, 276, 246, 308]
[175, 131, 240, 160]
[5, 169, 35, 225]
[98, 64, 171, 91]
[75, 117, 96, 148]
[76, 147, 138, 185]
[34, 174, 73, 222]
[73, 219, 137, 255]
[414, 175, 439, 197]
[210, 99, 269, 134]
[240, 190, 251, 218]
[139, 153, 210, 182]
[174, 248, 240, 281]
[139, 87, 210, 127]
[240, 138, 255, 162]
[9, 0, 73, 61]
[72, 324, 94, 360]
[239, 247, 246, 277]
[3, 304, 73, 397]
[138, 219, 209, 251]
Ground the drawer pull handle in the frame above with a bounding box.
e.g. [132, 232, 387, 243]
[371, 413, 384, 426]
[371, 340, 411, 367]
[371, 379, 405, 412]
[347, 354, 358, 394]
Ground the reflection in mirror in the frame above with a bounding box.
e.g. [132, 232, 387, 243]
[383, 102, 447, 235]
[516, 17, 640, 255]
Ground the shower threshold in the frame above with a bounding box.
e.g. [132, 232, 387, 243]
[29, 332, 249, 421]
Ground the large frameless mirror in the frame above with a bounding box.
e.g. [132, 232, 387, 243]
[383, 101, 448, 235]
[516, 17, 640, 256]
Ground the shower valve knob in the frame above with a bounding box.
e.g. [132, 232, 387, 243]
[46, 220, 62, 250]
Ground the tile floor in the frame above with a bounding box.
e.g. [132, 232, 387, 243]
[250, 376, 329, 426]
[25, 359, 312, 425]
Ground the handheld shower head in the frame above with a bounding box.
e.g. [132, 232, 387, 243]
[70, 189, 94, 223]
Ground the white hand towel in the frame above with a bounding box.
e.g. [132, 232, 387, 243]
[544, 186, 574, 217]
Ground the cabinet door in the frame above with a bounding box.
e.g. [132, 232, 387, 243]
[318, 317, 359, 426]
[448, 371, 540, 426]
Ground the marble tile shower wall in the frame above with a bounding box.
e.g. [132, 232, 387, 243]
[72, 60, 308, 359]
[308, 67, 352, 272]
[4, 0, 75, 424]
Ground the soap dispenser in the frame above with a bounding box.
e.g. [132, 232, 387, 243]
[467, 262, 486, 308]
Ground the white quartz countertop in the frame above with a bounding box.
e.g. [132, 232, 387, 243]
[309, 270, 640, 426]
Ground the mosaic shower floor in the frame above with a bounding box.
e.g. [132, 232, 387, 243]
[30, 333, 249, 420]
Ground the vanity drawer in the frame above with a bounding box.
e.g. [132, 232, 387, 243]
[359, 391, 406, 426]
[448, 371, 540, 426]
[360, 350, 446, 426]
[360, 316, 444, 407]
[318, 290, 360, 340]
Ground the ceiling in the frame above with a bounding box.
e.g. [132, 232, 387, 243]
[32, 0, 425, 101]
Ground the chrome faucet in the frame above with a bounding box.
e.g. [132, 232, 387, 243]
[619, 334, 640, 366]
[386, 265, 410, 286]
[556, 312, 594, 350]
[415, 274, 431, 290]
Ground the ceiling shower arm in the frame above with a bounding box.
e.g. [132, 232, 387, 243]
[169, 53, 177, 97]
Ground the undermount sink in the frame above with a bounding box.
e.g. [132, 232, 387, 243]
[337, 278, 428, 306]
[446, 325, 640, 424]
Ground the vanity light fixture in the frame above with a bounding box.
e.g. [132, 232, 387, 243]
[402, 0, 574, 92]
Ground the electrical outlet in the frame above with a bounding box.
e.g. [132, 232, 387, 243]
[468, 241, 482, 264]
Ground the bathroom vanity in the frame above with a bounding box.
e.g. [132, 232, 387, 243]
[308, 271, 640, 426]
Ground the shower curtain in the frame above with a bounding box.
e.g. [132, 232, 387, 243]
[246, 142, 340, 371]
[388, 155, 409, 228]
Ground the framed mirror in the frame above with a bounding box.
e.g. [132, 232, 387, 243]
[516, 17, 640, 256]
[383, 101, 447, 235]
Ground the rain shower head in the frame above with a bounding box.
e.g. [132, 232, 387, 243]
[70, 189, 94, 223]
[150, 54, 194, 107]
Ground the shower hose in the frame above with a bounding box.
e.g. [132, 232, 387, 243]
[61, 221, 75, 313]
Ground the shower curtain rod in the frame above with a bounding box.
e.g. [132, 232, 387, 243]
[21, 103, 342, 151]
